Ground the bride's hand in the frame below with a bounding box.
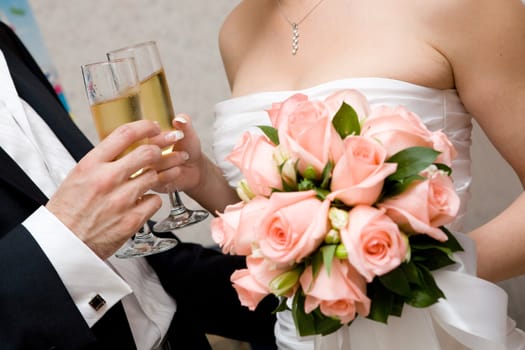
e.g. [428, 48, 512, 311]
[149, 113, 206, 193]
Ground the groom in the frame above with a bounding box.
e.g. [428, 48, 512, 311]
[0, 20, 277, 349]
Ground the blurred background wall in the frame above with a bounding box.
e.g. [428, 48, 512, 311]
[22, 0, 522, 249]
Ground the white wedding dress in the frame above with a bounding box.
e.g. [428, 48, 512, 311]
[213, 77, 525, 350]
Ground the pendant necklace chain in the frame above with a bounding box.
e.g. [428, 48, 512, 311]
[276, 0, 327, 55]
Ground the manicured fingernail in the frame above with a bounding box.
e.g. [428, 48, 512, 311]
[174, 115, 188, 124]
[165, 130, 184, 142]
[153, 121, 161, 132]
[181, 151, 190, 160]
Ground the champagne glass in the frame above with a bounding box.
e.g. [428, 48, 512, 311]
[81, 57, 178, 258]
[107, 41, 209, 232]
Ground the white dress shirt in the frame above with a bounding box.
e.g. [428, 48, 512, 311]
[0, 50, 176, 350]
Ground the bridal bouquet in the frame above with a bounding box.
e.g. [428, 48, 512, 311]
[211, 90, 464, 336]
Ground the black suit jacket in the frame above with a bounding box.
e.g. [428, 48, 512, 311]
[0, 21, 109, 349]
[0, 21, 278, 350]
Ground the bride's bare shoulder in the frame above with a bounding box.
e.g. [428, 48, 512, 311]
[218, 0, 271, 88]
[418, 0, 524, 68]
[420, 0, 523, 39]
[219, 1, 253, 55]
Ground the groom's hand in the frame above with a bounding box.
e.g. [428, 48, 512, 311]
[46, 120, 163, 259]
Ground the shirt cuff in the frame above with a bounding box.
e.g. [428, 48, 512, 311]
[23, 206, 132, 327]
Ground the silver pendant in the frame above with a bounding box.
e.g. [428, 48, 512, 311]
[291, 23, 299, 55]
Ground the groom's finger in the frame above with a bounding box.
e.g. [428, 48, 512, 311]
[87, 120, 161, 162]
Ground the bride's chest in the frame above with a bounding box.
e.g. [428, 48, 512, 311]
[230, 2, 453, 97]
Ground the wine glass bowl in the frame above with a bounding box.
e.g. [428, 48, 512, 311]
[107, 41, 209, 232]
[83, 58, 144, 156]
[81, 57, 179, 258]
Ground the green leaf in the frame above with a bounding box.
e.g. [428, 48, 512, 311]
[257, 125, 279, 145]
[292, 291, 317, 335]
[439, 226, 464, 252]
[381, 174, 425, 198]
[409, 228, 464, 271]
[401, 261, 422, 286]
[409, 228, 463, 254]
[273, 297, 290, 313]
[298, 178, 315, 191]
[314, 188, 330, 200]
[406, 289, 438, 308]
[311, 250, 324, 282]
[379, 265, 411, 297]
[312, 309, 345, 336]
[319, 161, 334, 189]
[366, 279, 393, 323]
[387, 147, 440, 181]
[320, 245, 337, 276]
[292, 289, 343, 336]
[405, 265, 445, 308]
[332, 102, 361, 139]
[411, 248, 456, 271]
[390, 294, 405, 317]
[411, 243, 453, 258]
[366, 278, 408, 323]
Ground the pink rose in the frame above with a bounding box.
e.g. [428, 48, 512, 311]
[267, 93, 344, 179]
[230, 268, 270, 311]
[431, 131, 457, 167]
[341, 205, 408, 282]
[324, 89, 371, 121]
[246, 256, 297, 297]
[256, 190, 330, 264]
[300, 258, 370, 324]
[267, 93, 320, 129]
[211, 196, 269, 255]
[328, 136, 397, 206]
[227, 132, 282, 197]
[378, 170, 460, 241]
[231, 256, 294, 310]
[361, 105, 434, 158]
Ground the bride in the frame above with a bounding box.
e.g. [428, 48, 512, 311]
[158, 0, 525, 348]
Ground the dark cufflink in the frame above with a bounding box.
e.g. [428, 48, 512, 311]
[88, 294, 106, 311]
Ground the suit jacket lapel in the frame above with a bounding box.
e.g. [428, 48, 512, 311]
[0, 149, 47, 204]
[0, 32, 93, 161]
[9, 61, 93, 160]
[0, 21, 92, 203]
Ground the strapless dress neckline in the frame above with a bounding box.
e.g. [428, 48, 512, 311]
[215, 77, 455, 110]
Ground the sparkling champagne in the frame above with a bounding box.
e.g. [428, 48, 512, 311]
[139, 69, 175, 132]
[90, 91, 143, 157]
